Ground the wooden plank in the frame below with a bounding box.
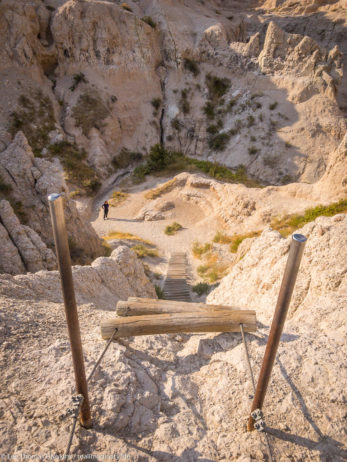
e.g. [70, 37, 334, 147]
[101, 310, 256, 339]
[117, 297, 240, 316]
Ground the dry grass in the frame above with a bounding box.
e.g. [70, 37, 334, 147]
[131, 244, 159, 258]
[110, 191, 128, 207]
[213, 231, 233, 244]
[271, 199, 347, 237]
[72, 91, 111, 137]
[229, 231, 261, 253]
[197, 253, 230, 283]
[103, 231, 153, 246]
[144, 178, 177, 200]
[192, 241, 212, 259]
[164, 222, 183, 236]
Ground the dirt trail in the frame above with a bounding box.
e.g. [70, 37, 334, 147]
[90, 174, 221, 261]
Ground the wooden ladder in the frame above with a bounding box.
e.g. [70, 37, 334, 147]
[163, 252, 191, 302]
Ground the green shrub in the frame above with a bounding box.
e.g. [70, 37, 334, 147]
[151, 98, 162, 110]
[206, 74, 230, 100]
[269, 102, 278, 110]
[69, 73, 87, 92]
[247, 115, 255, 127]
[248, 146, 258, 155]
[171, 118, 181, 131]
[183, 58, 200, 76]
[155, 285, 165, 299]
[208, 133, 230, 151]
[72, 92, 110, 136]
[164, 222, 183, 235]
[250, 136, 256, 142]
[207, 124, 219, 135]
[142, 16, 156, 28]
[203, 101, 216, 119]
[180, 89, 190, 114]
[192, 282, 211, 296]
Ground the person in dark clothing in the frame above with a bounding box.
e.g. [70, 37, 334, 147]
[102, 200, 109, 220]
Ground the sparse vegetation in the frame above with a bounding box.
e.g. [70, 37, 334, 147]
[10, 200, 28, 224]
[180, 89, 190, 114]
[213, 231, 233, 244]
[192, 241, 212, 258]
[48, 141, 101, 194]
[104, 230, 154, 246]
[203, 101, 216, 119]
[132, 145, 261, 187]
[206, 124, 219, 135]
[269, 101, 278, 110]
[101, 241, 112, 257]
[112, 148, 142, 170]
[69, 72, 87, 92]
[192, 282, 211, 296]
[0, 175, 12, 195]
[171, 118, 181, 131]
[121, 3, 132, 12]
[131, 244, 159, 258]
[271, 199, 347, 237]
[145, 178, 177, 200]
[247, 115, 255, 127]
[9, 92, 55, 157]
[109, 191, 128, 206]
[263, 156, 279, 168]
[208, 132, 230, 151]
[155, 285, 165, 299]
[229, 231, 261, 253]
[164, 222, 183, 235]
[72, 91, 111, 137]
[197, 253, 229, 283]
[248, 146, 258, 155]
[206, 74, 230, 100]
[142, 16, 156, 28]
[183, 58, 200, 76]
[151, 98, 162, 110]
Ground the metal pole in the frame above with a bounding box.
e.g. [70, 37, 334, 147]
[248, 233, 307, 431]
[48, 193, 92, 428]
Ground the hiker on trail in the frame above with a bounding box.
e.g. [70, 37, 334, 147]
[102, 200, 109, 220]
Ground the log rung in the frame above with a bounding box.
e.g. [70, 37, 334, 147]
[101, 310, 256, 339]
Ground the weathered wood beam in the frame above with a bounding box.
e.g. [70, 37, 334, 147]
[101, 310, 256, 339]
[116, 297, 240, 316]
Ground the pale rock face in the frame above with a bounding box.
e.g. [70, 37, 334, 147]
[0, 200, 56, 274]
[0, 246, 155, 310]
[258, 21, 343, 102]
[0, 132, 104, 269]
[0, 221, 26, 275]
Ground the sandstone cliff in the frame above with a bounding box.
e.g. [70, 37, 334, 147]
[0, 0, 345, 188]
[0, 131, 104, 273]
